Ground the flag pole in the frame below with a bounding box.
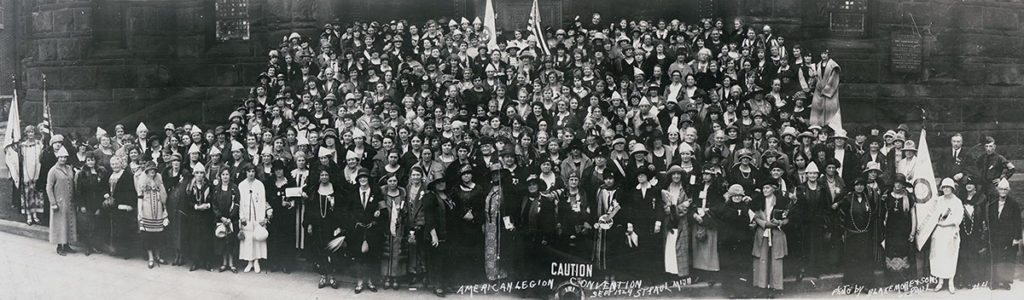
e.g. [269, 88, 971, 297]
[11, 74, 23, 211]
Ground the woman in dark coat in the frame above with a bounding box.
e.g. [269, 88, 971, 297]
[211, 168, 240, 272]
[305, 169, 342, 289]
[266, 161, 298, 274]
[450, 165, 487, 284]
[955, 178, 987, 288]
[74, 153, 110, 255]
[346, 168, 385, 294]
[837, 178, 882, 290]
[108, 156, 138, 258]
[716, 184, 754, 298]
[984, 179, 1021, 290]
[792, 162, 832, 280]
[184, 163, 215, 271]
[162, 154, 190, 266]
[881, 174, 915, 284]
[422, 177, 455, 297]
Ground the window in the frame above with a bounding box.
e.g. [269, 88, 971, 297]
[828, 0, 868, 37]
[216, 0, 250, 41]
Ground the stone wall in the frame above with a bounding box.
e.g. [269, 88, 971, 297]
[11, 0, 1024, 157]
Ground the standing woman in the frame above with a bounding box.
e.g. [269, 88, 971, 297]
[404, 167, 429, 284]
[238, 164, 270, 273]
[881, 174, 915, 283]
[692, 167, 724, 284]
[305, 169, 341, 289]
[47, 147, 77, 255]
[716, 184, 754, 298]
[266, 161, 298, 273]
[662, 165, 692, 278]
[108, 156, 137, 258]
[75, 153, 110, 256]
[955, 178, 986, 288]
[185, 163, 215, 271]
[836, 178, 880, 290]
[380, 173, 408, 290]
[20, 125, 45, 225]
[136, 161, 168, 268]
[452, 164, 486, 284]
[163, 154, 190, 266]
[792, 162, 831, 280]
[211, 168, 240, 272]
[348, 168, 384, 293]
[422, 177, 454, 297]
[929, 178, 964, 293]
[751, 181, 789, 297]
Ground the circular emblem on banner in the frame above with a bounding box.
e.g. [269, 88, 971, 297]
[553, 280, 584, 300]
[913, 178, 934, 203]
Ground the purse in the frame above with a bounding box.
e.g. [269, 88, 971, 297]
[695, 225, 708, 241]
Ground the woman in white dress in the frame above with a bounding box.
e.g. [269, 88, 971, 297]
[238, 164, 271, 273]
[930, 178, 964, 294]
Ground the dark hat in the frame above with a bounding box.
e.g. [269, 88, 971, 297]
[459, 164, 474, 175]
[427, 177, 446, 191]
[356, 168, 372, 181]
[893, 173, 910, 187]
[601, 169, 618, 180]
[526, 177, 548, 191]
[825, 158, 842, 168]
[768, 161, 786, 171]
[634, 167, 655, 179]
[852, 177, 867, 186]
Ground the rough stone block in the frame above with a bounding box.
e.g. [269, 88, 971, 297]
[60, 67, 97, 89]
[53, 9, 74, 33]
[73, 8, 92, 31]
[96, 66, 129, 89]
[57, 39, 83, 61]
[37, 39, 57, 61]
[984, 64, 1024, 86]
[984, 7, 1020, 31]
[961, 6, 986, 30]
[33, 11, 53, 33]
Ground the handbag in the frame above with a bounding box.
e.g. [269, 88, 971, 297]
[215, 222, 233, 238]
[695, 224, 708, 241]
[253, 224, 269, 242]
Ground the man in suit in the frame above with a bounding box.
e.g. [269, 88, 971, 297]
[984, 179, 1022, 290]
[937, 133, 975, 186]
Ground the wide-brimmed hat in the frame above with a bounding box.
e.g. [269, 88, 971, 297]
[629, 143, 649, 156]
[863, 161, 882, 173]
[526, 177, 548, 191]
[902, 140, 917, 152]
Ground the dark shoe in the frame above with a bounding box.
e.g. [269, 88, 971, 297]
[148, 260, 155, 269]
[392, 279, 401, 290]
[190, 265, 199, 272]
[157, 258, 167, 265]
[330, 277, 339, 289]
[62, 245, 77, 254]
[354, 285, 363, 294]
[383, 280, 392, 290]
[367, 283, 377, 292]
[433, 288, 446, 297]
[219, 265, 228, 272]
[281, 267, 291, 274]
[91, 248, 104, 254]
[318, 277, 328, 289]
[230, 267, 238, 273]
[84, 247, 92, 256]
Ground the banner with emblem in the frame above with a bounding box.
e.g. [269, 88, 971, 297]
[912, 128, 939, 250]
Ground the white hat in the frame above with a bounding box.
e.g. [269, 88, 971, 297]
[345, 151, 359, 160]
[289, 32, 301, 40]
[472, 17, 482, 25]
[164, 123, 174, 130]
[55, 147, 69, 157]
[997, 178, 1011, 190]
[831, 128, 848, 139]
[261, 147, 274, 156]
[883, 130, 897, 138]
[136, 122, 148, 133]
[460, 17, 470, 24]
[188, 144, 202, 154]
[678, 143, 694, 154]
[208, 146, 222, 156]
[296, 136, 310, 146]
[864, 161, 882, 173]
[96, 127, 108, 137]
[448, 19, 458, 27]
[230, 140, 244, 152]
[940, 178, 957, 190]
[611, 91, 623, 100]
[638, 97, 651, 106]
[804, 161, 820, 173]
[318, 147, 334, 158]
[190, 126, 202, 135]
[350, 127, 366, 139]
[192, 162, 206, 174]
[451, 120, 466, 129]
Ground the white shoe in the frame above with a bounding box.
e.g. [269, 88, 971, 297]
[243, 264, 253, 273]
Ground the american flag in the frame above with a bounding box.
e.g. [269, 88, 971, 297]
[528, 0, 550, 56]
[41, 73, 52, 135]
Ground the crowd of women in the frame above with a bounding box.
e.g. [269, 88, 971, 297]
[12, 12, 1024, 298]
